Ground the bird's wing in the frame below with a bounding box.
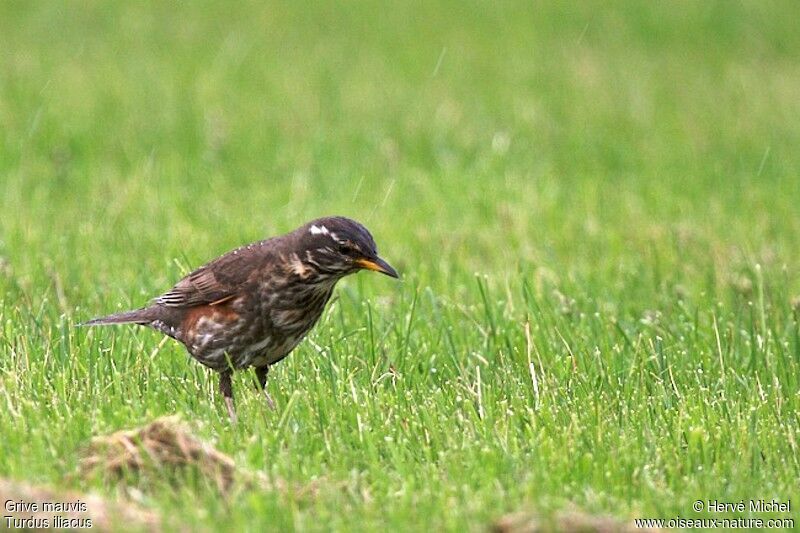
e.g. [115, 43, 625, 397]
[154, 241, 271, 308]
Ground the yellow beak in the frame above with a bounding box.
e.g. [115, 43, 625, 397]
[356, 257, 399, 278]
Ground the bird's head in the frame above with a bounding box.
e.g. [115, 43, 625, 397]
[290, 216, 399, 280]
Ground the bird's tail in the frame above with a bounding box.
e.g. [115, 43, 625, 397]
[79, 308, 154, 326]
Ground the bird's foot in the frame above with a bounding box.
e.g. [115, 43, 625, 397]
[224, 396, 237, 424]
[255, 366, 275, 410]
[263, 388, 276, 410]
[219, 371, 237, 424]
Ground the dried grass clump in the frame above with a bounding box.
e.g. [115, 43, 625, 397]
[492, 509, 661, 533]
[0, 478, 160, 532]
[79, 415, 239, 493]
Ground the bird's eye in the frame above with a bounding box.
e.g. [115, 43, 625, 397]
[337, 243, 351, 255]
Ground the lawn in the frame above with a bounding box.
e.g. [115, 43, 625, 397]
[1, 1, 799, 530]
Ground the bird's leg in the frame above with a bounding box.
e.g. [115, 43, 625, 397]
[219, 371, 237, 423]
[255, 366, 276, 410]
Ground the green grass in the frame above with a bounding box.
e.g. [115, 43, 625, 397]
[2, 0, 800, 530]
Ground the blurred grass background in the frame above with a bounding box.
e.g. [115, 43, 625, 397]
[1, 1, 799, 530]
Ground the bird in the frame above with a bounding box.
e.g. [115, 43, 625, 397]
[82, 216, 398, 422]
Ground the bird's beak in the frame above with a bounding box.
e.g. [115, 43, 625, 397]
[356, 256, 399, 278]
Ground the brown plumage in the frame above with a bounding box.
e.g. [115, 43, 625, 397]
[83, 216, 398, 421]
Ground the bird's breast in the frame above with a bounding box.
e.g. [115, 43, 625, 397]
[178, 279, 337, 371]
